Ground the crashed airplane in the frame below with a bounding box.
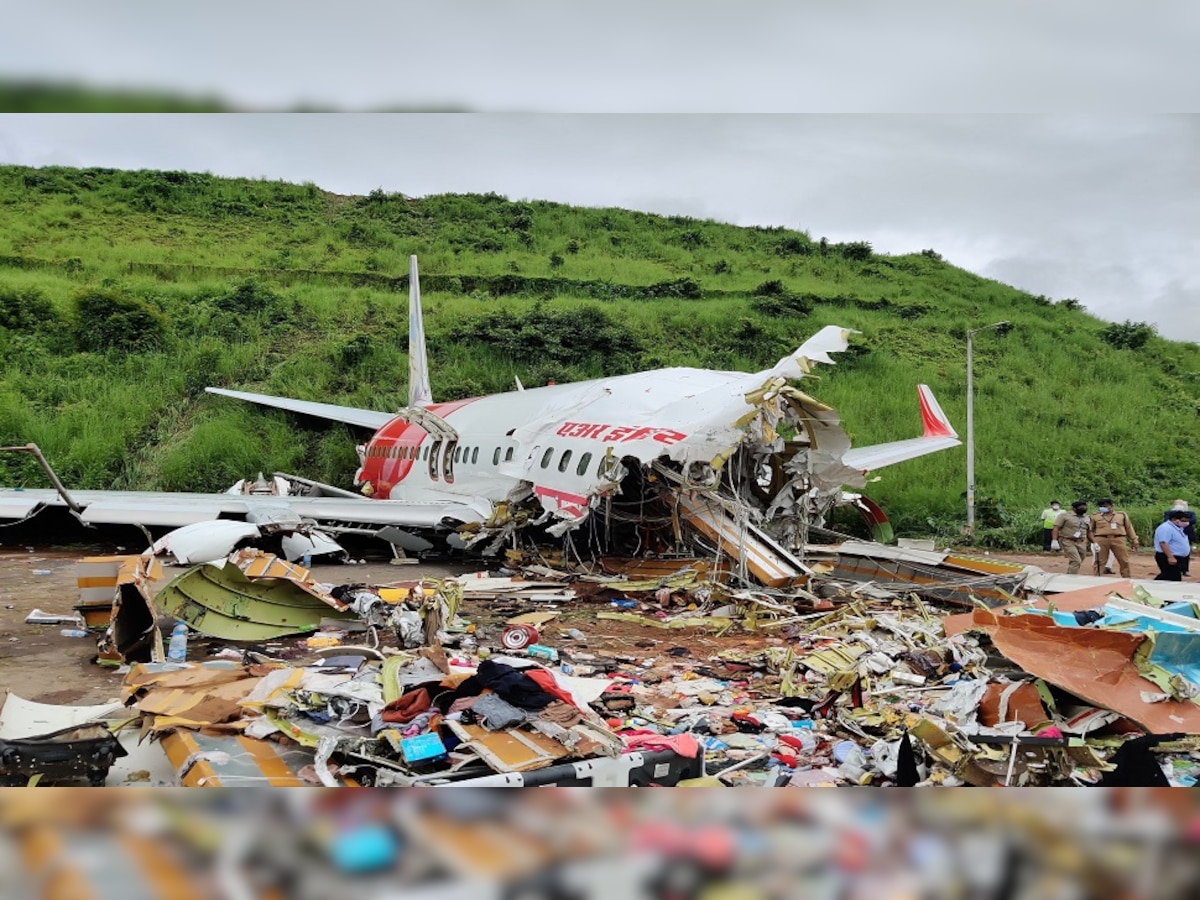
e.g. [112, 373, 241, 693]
[0, 256, 960, 572]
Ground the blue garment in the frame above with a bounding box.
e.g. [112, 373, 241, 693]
[1154, 520, 1191, 556]
[1163, 508, 1196, 542]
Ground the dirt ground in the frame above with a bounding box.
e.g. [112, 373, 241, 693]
[0, 542, 1184, 709]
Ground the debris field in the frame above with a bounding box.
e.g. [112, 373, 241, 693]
[2, 540, 1200, 788]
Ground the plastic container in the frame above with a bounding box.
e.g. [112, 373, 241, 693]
[525, 644, 559, 662]
[60, 628, 89, 638]
[400, 732, 448, 766]
[167, 622, 189, 662]
[566, 627, 587, 642]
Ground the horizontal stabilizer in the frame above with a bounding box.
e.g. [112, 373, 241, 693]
[841, 435, 962, 473]
[841, 384, 960, 472]
[205, 388, 393, 431]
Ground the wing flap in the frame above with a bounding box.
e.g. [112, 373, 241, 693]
[0, 495, 44, 519]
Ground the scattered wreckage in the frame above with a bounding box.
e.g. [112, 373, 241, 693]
[5, 537, 1200, 788]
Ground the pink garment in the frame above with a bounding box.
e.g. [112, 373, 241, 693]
[621, 730, 702, 759]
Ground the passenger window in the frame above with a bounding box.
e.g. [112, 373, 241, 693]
[472, 447, 479, 464]
[443, 441, 457, 483]
[558, 449, 573, 472]
[541, 447, 554, 469]
[493, 448, 500, 466]
[505, 447, 514, 462]
[577, 452, 592, 477]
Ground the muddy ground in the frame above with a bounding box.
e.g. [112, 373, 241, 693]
[0, 542, 1179, 709]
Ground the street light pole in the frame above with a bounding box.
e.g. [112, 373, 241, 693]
[965, 321, 1009, 538]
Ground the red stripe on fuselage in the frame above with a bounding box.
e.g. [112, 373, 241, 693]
[533, 485, 588, 518]
[360, 398, 479, 498]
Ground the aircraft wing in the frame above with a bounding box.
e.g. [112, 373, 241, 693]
[205, 388, 394, 431]
[841, 434, 962, 472]
[0, 488, 490, 532]
[840, 384, 961, 473]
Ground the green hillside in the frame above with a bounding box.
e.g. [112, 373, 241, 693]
[1, 164, 1196, 547]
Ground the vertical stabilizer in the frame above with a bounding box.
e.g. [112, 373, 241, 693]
[407, 255, 433, 408]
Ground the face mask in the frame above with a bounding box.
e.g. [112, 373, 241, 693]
[1098, 507, 1110, 513]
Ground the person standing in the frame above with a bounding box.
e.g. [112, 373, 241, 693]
[1052, 500, 1094, 575]
[1153, 510, 1192, 581]
[1039, 501, 1061, 552]
[1163, 500, 1196, 577]
[1089, 498, 1139, 578]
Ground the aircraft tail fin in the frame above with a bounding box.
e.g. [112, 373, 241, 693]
[408, 255, 433, 408]
[917, 383, 957, 439]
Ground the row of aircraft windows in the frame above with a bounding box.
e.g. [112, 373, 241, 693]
[368, 442, 516, 466]
[367, 442, 608, 479]
[538, 447, 609, 479]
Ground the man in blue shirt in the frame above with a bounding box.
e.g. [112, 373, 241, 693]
[1163, 500, 1196, 576]
[1153, 510, 1192, 581]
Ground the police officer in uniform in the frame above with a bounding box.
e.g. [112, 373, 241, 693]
[1052, 500, 1094, 575]
[1090, 497, 1139, 578]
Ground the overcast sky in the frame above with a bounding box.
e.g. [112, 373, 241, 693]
[1, 2, 1197, 342]
[2, 114, 1196, 343]
[2, 1, 1198, 113]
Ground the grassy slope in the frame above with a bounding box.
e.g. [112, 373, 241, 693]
[0, 165, 1196, 547]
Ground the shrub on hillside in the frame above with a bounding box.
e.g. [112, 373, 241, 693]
[1099, 319, 1156, 351]
[72, 289, 169, 352]
[774, 235, 812, 257]
[836, 241, 873, 261]
[0, 286, 59, 332]
[641, 278, 702, 300]
[215, 279, 280, 315]
[448, 305, 641, 373]
[749, 280, 813, 317]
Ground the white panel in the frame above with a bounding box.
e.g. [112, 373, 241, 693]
[80, 501, 226, 526]
[0, 497, 41, 518]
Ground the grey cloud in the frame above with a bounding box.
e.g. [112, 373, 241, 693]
[1, 1, 1196, 111]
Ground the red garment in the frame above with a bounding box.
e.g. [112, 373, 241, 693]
[620, 730, 702, 759]
[523, 668, 581, 710]
[380, 687, 432, 723]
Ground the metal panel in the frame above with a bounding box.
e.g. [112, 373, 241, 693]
[80, 501, 227, 526]
[0, 496, 41, 518]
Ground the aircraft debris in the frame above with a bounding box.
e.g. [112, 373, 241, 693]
[11, 539, 1200, 788]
